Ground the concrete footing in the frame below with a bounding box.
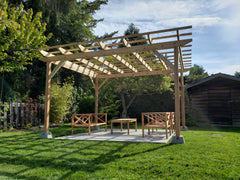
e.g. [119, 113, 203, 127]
[171, 135, 185, 144]
[40, 132, 53, 139]
[180, 126, 188, 131]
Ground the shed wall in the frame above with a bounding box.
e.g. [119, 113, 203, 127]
[188, 78, 240, 126]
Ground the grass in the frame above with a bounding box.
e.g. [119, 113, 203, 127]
[0, 125, 239, 180]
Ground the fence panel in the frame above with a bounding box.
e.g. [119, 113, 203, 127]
[0, 102, 44, 130]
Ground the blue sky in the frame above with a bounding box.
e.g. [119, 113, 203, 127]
[93, 0, 240, 75]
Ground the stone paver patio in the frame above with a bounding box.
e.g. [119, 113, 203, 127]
[56, 129, 174, 143]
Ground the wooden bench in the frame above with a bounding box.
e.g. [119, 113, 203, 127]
[142, 112, 175, 139]
[71, 113, 107, 135]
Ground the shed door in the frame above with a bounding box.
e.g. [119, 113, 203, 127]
[208, 88, 232, 125]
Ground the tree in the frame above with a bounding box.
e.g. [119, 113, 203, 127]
[234, 71, 240, 77]
[186, 64, 208, 84]
[10, 0, 108, 45]
[101, 75, 172, 118]
[0, 0, 51, 72]
[1, 0, 109, 102]
[123, 23, 146, 46]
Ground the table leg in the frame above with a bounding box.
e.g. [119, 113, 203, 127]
[111, 121, 113, 134]
[120, 122, 123, 131]
[127, 121, 129, 135]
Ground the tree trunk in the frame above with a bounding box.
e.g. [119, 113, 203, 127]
[120, 90, 136, 118]
[120, 90, 127, 118]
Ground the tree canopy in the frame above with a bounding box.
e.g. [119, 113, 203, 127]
[186, 64, 208, 84]
[234, 71, 240, 77]
[0, 0, 51, 72]
[0, 0, 109, 101]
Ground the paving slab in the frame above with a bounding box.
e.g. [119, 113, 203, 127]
[56, 129, 174, 143]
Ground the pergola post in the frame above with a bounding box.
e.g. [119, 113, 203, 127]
[180, 72, 188, 131]
[40, 62, 53, 139]
[94, 77, 99, 123]
[172, 47, 185, 144]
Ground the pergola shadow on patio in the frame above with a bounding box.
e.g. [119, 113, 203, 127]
[38, 25, 192, 143]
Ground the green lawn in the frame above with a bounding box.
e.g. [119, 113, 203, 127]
[0, 125, 239, 180]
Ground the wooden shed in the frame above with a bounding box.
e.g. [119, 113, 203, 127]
[186, 73, 240, 126]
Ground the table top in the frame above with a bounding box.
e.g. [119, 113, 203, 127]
[111, 118, 137, 123]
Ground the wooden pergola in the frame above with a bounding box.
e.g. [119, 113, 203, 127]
[38, 25, 192, 140]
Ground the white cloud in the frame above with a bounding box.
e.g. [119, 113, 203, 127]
[94, 0, 227, 35]
[93, 0, 240, 76]
[207, 64, 240, 75]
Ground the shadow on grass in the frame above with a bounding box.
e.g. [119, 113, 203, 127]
[0, 126, 174, 179]
[187, 125, 240, 133]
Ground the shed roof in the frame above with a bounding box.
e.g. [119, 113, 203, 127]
[185, 73, 240, 89]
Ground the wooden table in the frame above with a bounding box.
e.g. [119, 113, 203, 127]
[111, 118, 137, 135]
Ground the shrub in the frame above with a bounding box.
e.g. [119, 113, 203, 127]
[49, 81, 73, 124]
[185, 105, 197, 126]
[25, 123, 32, 130]
[75, 95, 95, 113]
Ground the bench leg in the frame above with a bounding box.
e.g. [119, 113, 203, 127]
[88, 126, 91, 135]
[142, 117, 144, 138]
[165, 128, 168, 139]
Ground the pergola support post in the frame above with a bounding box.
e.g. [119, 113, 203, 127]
[40, 62, 53, 139]
[172, 47, 185, 144]
[94, 77, 99, 124]
[180, 72, 188, 131]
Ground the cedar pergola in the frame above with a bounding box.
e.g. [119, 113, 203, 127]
[38, 25, 192, 140]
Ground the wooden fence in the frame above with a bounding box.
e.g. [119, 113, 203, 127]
[0, 102, 44, 129]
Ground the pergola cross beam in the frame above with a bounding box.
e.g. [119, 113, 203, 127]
[40, 39, 192, 62]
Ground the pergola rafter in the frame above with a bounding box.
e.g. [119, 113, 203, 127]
[39, 50, 97, 78]
[38, 25, 192, 141]
[58, 47, 111, 75]
[122, 38, 152, 71]
[99, 41, 138, 73]
[78, 44, 124, 74]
